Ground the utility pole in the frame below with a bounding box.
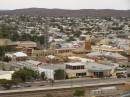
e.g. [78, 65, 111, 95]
[44, 21, 49, 49]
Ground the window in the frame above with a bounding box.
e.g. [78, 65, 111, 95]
[76, 73, 86, 77]
[66, 65, 69, 69]
[77, 66, 80, 69]
[73, 66, 76, 70]
[66, 65, 71, 69]
[81, 66, 84, 69]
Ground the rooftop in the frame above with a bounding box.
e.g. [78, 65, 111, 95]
[86, 62, 112, 72]
[66, 62, 86, 66]
[13, 52, 27, 57]
[40, 64, 66, 70]
[87, 51, 127, 59]
[0, 70, 14, 75]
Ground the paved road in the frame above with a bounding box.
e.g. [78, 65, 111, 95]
[0, 78, 128, 97]
[0, 78, 129, 93]
[0, 80, 125, 94]
[27, 78, 129, 87]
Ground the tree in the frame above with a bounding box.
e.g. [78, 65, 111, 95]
[12, 67, 40, 82]
[10, 32, 20, 41]
[67, 36, 76, 42]
[0, 46, 15, 60]
[3, 56, 11, 62]
[39, 35, 45, 45]
[20, 33, 31, 41]
[0, 79, 18, 90]
[73, 89, 85, 97]
[0, 24, 18, 39]
[0, 64, 5, 70]
[54, 69, 66, 80]
[0, 47, 5, 60]
[73, 31, 82, 38]
[41, 72, 46, 80]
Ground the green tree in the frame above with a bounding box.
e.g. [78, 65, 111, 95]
[0, 64, 5, 70]
[20, 33, 31, 41]
[12, 67, 40, 82]
[3, 56, 11, 62]
[10, 32, 20, 41]
[41, 72, 46, 80]
[67, 36, 76, 42]
[31, 35, 39, 42]
[0, 46, 15, 60]
[0, 46, 6, 60]
[73, 89, 85, 97]
[0, 24, 18, 39]
[54, 69, 66, 80]
[39, 35, 45, 45]
[0, 79, 19, 90]
[73, 31, 82, 38]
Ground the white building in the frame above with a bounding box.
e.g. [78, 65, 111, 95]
[38, 64, 65, 80]
[0, 71, 14, 80]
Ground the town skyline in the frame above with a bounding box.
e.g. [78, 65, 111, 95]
[0, 0, 130, 97]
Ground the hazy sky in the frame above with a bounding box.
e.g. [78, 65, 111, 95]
[0, 0, 129, 10]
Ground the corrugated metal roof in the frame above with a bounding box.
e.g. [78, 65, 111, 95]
[13, 52, 27, 57]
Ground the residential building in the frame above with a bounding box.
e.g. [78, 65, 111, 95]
[66, 62, 87, 78]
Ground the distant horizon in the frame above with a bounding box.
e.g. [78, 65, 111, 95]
[0, 7, 130, 11]
[0, 0, 129, 10]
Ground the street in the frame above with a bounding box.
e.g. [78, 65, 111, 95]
[26, 78, 128, 87]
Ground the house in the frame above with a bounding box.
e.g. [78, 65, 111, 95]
[86, 62, 112, 78]
[0, 39, 12, 46]
[15, 41, 37, 56]
[92, 45, 124, 53]
[65, 62, 87, 78]
[115, 67, 127, 77]
[68, 56, 95, 62]
[65, 61, 113, 78]
[32, 48, 75, 57]
[26, 60, 42, 66]
[13, 52, 28, 61]
[16, 41, 37, 48]
[6, 52, 28, 61]
[38, 64, 65, 80]
[86, 51, 128, 62]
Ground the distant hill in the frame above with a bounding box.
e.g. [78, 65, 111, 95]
[0, 8, 130, 17]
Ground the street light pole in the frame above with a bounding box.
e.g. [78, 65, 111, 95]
[48, 55, 55, 87]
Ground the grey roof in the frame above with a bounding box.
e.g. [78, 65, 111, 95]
[86, 62, 112, 72]
[40, 64, 66, 70]
[66, 62, 86, 66]
[87, 51, 127, 59]
[87, 51, 102, 57]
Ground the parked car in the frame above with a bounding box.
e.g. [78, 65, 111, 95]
[24, 84, 32, 87]
[12, 85, 22, 88]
